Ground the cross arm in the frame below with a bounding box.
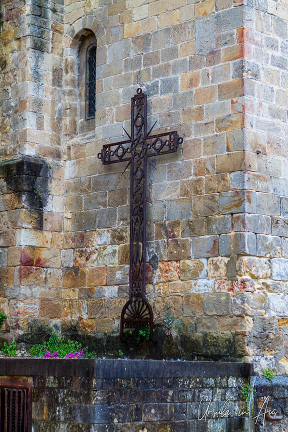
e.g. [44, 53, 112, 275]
[97, 139, 132, 165]
[145, 131, 183, 158]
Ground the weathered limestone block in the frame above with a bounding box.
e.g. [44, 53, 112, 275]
[183, 294, 204, 316]
[179, 259, 206, 281]
[154, 220, 181, 240]
[195, 14, 215, 55]
[206, 215, 232, 235]
[204, 293, 231, 315]
[63, 268, 86, 288]
[231, 293, 266, 317]
[193, 195, 219, 217]
[268, 294, 288, 317]
[166, 281, 192, 295]
[257, 235, 282, 258]
[190, 279, 214, 293]
[218, 316, 253, 333]
[204, 332, 234, 356]
[106, 265, 129, 285]
[271, 259, 288, 281]
[86, 266, 106, 287]
[9, 299, 39, 318]
[155, 295, 183, 319]
[34, 248, 61, 268]
[236, 257, 270, 279]
[87, 299, 107, 319]
[220, 232, 256, 256]
[18, 267, 46, 287]
[155, 261, 180, 283]
[192, 236, 219, 258]
[181, 218, 206, 237]
[208, 257, 229, 278]
[214, 278, 255, 293]
[167, 238, 191, 261]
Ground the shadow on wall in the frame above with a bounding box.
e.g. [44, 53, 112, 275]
[0, 156, 50, 230]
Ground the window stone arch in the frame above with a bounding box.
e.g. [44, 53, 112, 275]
[63, 17, 105, 138]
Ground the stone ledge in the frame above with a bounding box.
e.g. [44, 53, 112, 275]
[0, 358, 252, 378]
[0, 156, 50, 228]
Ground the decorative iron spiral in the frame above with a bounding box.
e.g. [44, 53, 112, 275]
[120, 297, 154, 340]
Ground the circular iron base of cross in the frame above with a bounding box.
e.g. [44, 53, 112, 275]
[120, 297, 155, 342]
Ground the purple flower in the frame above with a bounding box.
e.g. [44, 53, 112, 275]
[44, 350, 59, 358]
[64, 350, 84, 359]
[43, 349, 84, 359]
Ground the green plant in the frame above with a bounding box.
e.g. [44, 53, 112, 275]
[240, 383, 254, 409]
[29, 333, 97, 358]
[2, 340, 17, 357]
[163, 306, 174, 336]
[129, 328, 150, 344]
[118, 349, 124, 357]
[263, 368, 275, 380]
[34, 187, 42, 202]
[83, 346, 97, 359]
[0, 312, 7, 329]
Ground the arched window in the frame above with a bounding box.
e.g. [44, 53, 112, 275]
[0, 6, 4, 34]
[78, 32, 97, 134]
[64, 18, 105, 139]
[85, 44, 96, 119]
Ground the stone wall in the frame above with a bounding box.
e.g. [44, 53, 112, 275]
[61, 0, 249, 359]
[0, 0, 26, 157]
[253, 375, 288, 432]
[0, 359, 252, 432]
[0, 0, 66, 344]
[0, 0, 65, 159]
[0, 0, 288, 369]
[241, 0, 288, 374]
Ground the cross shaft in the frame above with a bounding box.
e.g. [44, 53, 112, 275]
[98, 88, 183, 340]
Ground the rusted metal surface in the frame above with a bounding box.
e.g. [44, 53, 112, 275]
[0, 382, 32, 432]
[98, 88, 183, 340]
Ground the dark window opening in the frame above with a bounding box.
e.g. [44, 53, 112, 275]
[0, 386, 32, 432]
[0, 3, 4, 33]
[85, 44, 96, 119]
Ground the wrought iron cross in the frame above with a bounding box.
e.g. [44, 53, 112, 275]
[98, 88, 183, 341]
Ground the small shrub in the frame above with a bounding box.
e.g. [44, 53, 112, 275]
[240, 383, 254, 409]
[2, 340, 17, 357]
[0, 312, 7, 329]
[83, 346, 97, 359]
[29, 333, 96, 358]
[263, 368, 275, 380]
[129, 328, 150, 344]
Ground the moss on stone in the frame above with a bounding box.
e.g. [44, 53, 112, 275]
[204, 332, 234, 357]
[180, 333, 203, 358]
[235, 334, 247, 357]
[162, 335, 180, 359]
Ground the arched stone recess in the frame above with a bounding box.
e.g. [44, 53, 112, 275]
[62, 16, 106, 140]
